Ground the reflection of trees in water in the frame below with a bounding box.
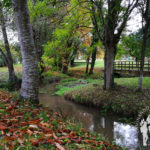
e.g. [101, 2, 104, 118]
[92, 115, 114, 140]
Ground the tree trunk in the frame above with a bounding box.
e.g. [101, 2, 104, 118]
[85, 56, 90, 74]
[137, 0, 150, 91]
[104, 45, 115, 90]
[62, 65, 68, 74]
[89, 47, 97, 75]
[89, 29, 98, 75]
[62, 56, 69, 74]
[12, 0, 39, 103]
[137, 23, 150, 90]
[0, 3, 17, 87]
[70, 58, 75, 67]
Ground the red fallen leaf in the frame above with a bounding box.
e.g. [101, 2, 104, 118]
[20, 122, 28, 126]
[28, 120, 40, 125]
[69, 131, 77, 138]
[83, 139, 98, 145]
[71, 138, 81, 143]
[55, 142, 65, 150]
[9, 142, 14, 150]
[1, 130, 5, 135]
[40, 122, 49, 127]
[27, 129, 33, 136]
[29, 124, 38, 130]
[39, 124, 52, 133]
[29, 138, 39, 146]
[17, 138, 24, 145]
[15, 115, 23, 119]
[0, 122, 7, 130]
[20, 129, 27, 135]
[37, 136, 45, 142]
[6, 106, 13, 111]
[58, 136, 69, 140]
[44, 133, 52, 137]
[52, 132, 58, 139]
[42, 139, 55, 144]
[5, 136, 16, 141]
[62, 129, 70, 133]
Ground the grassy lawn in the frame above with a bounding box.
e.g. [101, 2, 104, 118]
[0, 64, 22, 81]
[73, 59, 104, 69]
[115, 77, 150, 89]
[55, 77, 150, 97]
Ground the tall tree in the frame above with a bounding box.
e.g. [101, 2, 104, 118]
[0, 2, 17, 89]
[12, 0, 39, 102]
[77, 0, 138, 90]
[137, 0, 150, 91]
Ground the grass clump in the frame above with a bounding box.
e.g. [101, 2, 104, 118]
[55, 78, 102, 96]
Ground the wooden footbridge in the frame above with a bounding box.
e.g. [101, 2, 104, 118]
[114, 60, 150, 76]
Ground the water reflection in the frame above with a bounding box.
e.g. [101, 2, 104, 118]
[39, 94, 140, 149]
[114, 122, 139, 150]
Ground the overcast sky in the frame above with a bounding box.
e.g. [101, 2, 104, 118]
[126, 8, 142, 34]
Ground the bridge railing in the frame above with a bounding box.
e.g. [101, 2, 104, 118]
[114, 60, 150, 72]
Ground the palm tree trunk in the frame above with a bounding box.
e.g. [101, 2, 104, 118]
[12, 0, 39, 103]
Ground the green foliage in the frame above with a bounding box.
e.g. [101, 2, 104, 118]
[0, 53, 6, 67]
[28, 0, 55, 20]
[42, 0, 91, 73]
[117, 29, 150, 60]
[1, 0, 12, 7]
[0, 41, 21, 64]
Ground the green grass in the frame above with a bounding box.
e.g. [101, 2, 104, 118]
[73, 59, 104, 69]
[55, 78, 102, 96]
[115, 77, 150, 89]
[0, 64, 22, 81]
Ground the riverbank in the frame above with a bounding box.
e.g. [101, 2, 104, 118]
[0, 90, 122, 150]
[52, 76, 150, 119]
[64, 84, 150, 118]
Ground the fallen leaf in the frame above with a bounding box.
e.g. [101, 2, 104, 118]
[55, 142, 65, 150]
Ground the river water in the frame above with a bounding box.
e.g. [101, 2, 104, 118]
[39, 84, 149, 150]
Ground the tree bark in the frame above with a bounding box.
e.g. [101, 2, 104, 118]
[137, 0, 150, 91]
[85, 56, 90, 74]
[104, 45, 115, 90]
[89, 47, 97, 75]
[89, 30, 98, 75]
[0, 3, 17, 86]
[12, 0, 39, 103]
[70, 58, 75, 67]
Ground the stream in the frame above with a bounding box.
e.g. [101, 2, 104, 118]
[39, 84, 149, 150]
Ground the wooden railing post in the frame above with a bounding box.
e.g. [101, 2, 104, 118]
[148, 61, 150, 72]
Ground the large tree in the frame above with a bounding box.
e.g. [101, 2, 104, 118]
[80, 0, 139, 90]
[137, 0, 150, 91]
[0, 2, 17, 89]
[12, 0, 39, 103]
